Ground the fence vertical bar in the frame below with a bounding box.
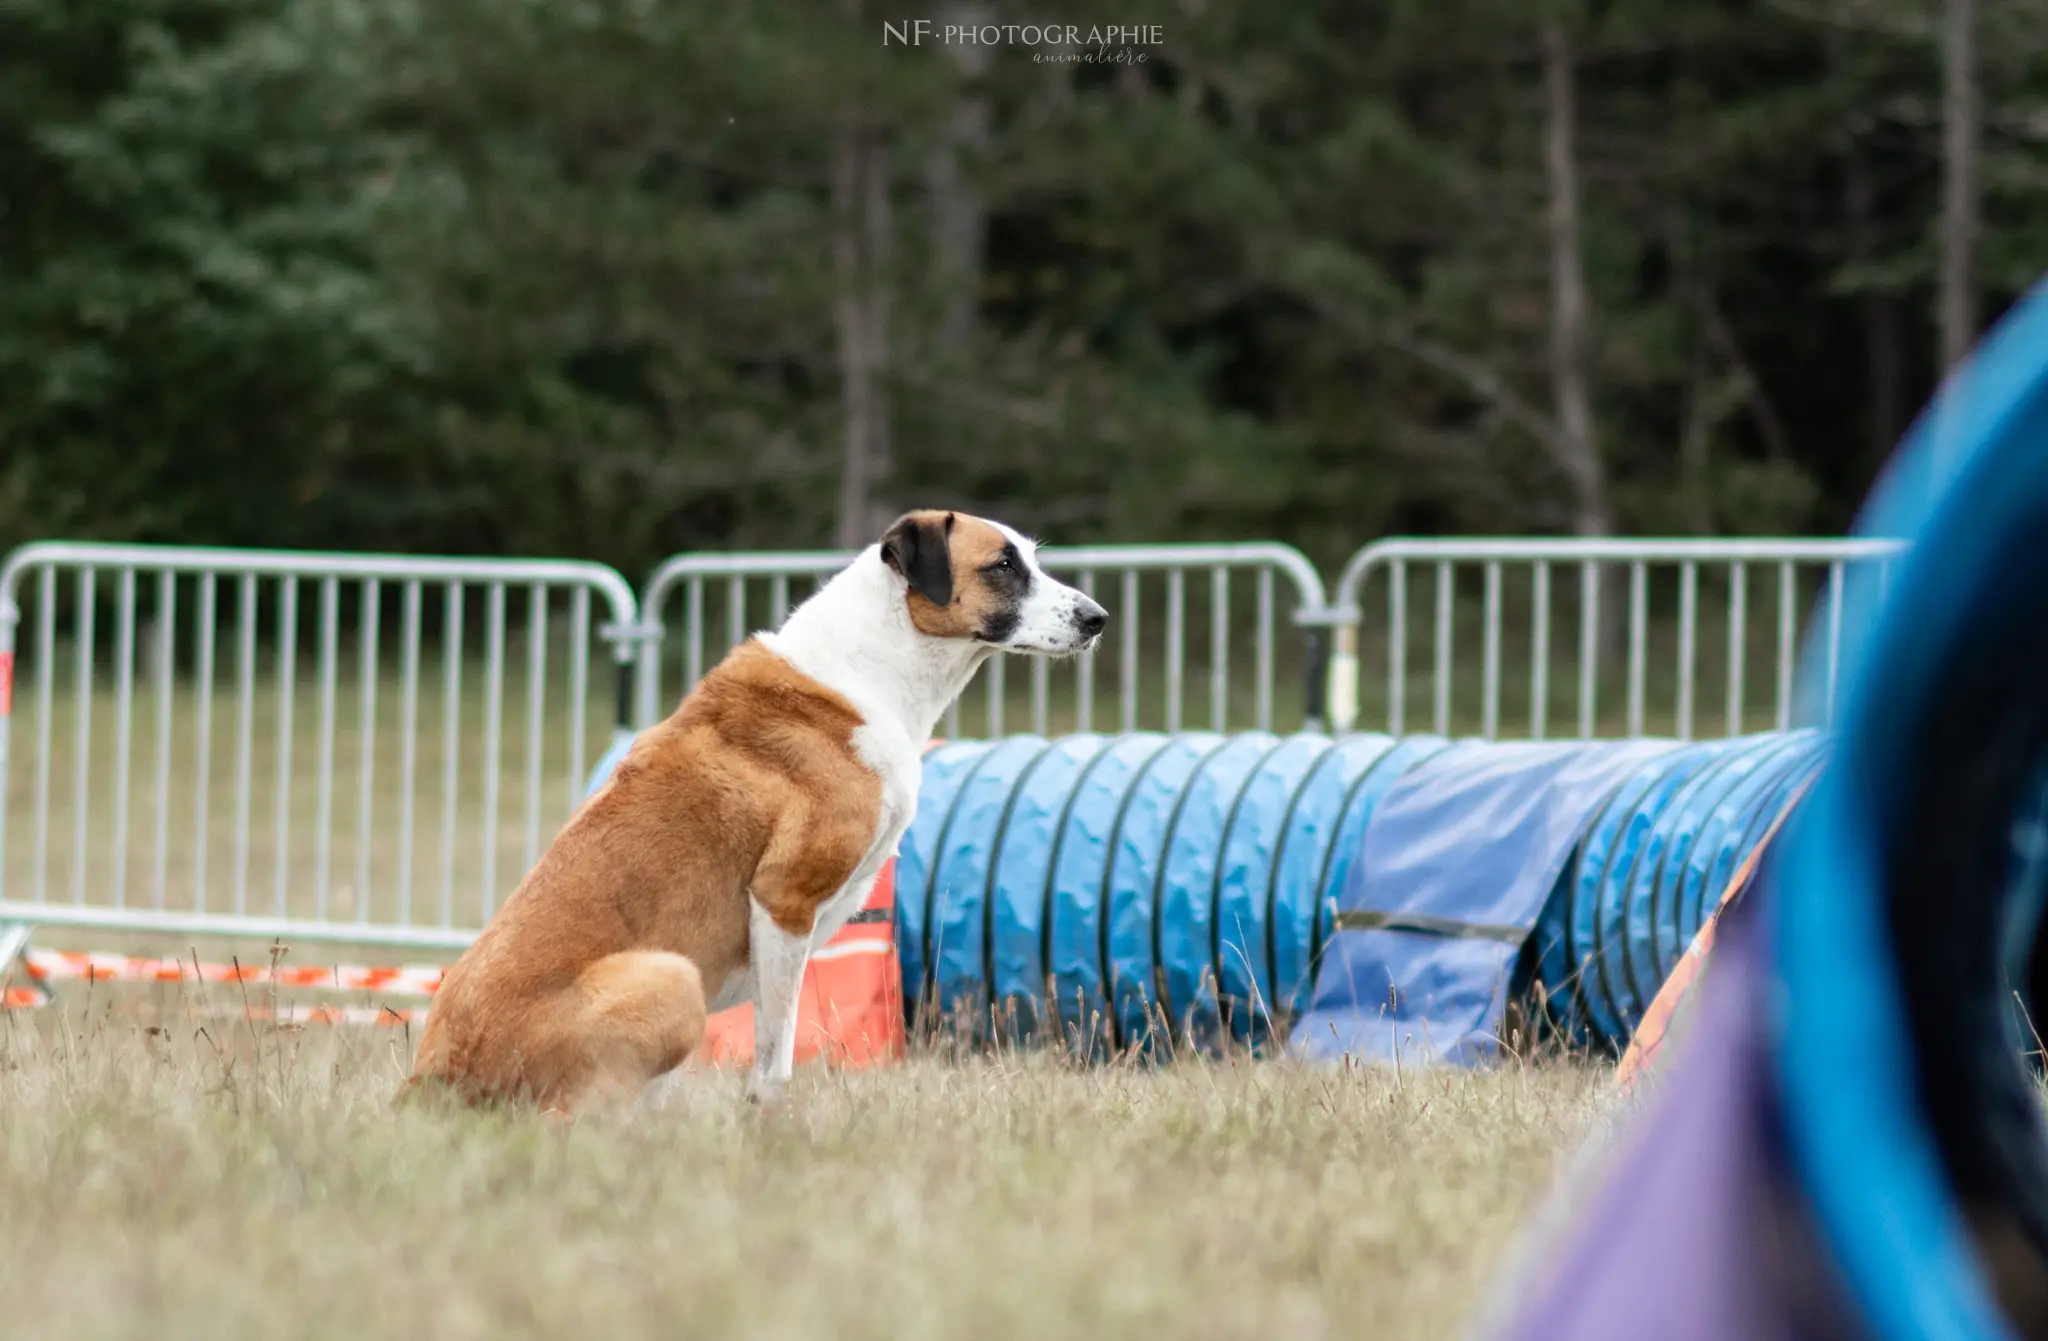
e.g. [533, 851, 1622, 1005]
[726, 576, 745, 656]
[1676, 562, 1697, 740]
[398, 581, 422, 925]
[568, 587, 590, 804]
[1775, 562, 1796, 731]
[440, 582, 464, 929]
[112, 568, 135, 908]
[0, 595, 9, 908]
[1480, 561, 1501, 740]
[1120, 570, 1140, 733]
[32, 567, 54, 903]
[1255, 568, 1273, 734]
[233, 573, 255, 917]
[1530, 562, 1551, 740]
[481, 583, 506, 917]
[1432, 561, 1453, 736]
[1165, 569, 1184, 733]
[69, 569, 94, 908]
[1210, 568, 1228, 732]
[1388, 560, 1407, 735]
[1625, 562, 1647, 737]
[1578, 563, 1598, 740]
[1077, 571, 1097, 735]
[272, 576, 298, 918]
[1031, 653, 1049, 738]
[1726, 562, 1747, 736]
[151, 570, 175, 908]
[356, 579, 380, 924]
[524, 584, 547, 873]
[685, 578, 705, 691]
[192, 576, 215, 912]
[314, 576, 339, 921]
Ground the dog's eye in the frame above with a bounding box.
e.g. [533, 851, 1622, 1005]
[992, 556, 1013, 572]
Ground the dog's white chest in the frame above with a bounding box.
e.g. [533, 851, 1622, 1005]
[851, 720, 920, 844]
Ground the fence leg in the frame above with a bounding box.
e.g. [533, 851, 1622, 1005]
[585, 620, 648, 799]
[632, 620, 663, 731]
[0, 922, 48, 1007]
[1302, 628, 1329, 734]
[605, 617, 664, 731]
[1325, 622, 1359, 735]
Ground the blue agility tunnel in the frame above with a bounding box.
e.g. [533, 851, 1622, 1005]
[1487, 277, 2048, 1341]
[882, 728, 1815, 1059]
[1297, 729, 1822, 1064]
[889, 731, 1454, 1052]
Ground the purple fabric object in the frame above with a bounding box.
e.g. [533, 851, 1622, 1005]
[1487, 887, 1868, 1341]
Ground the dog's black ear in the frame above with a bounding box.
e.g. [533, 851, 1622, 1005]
[880, 511, 955, 607]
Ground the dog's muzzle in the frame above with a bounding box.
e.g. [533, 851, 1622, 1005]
[1072, 598, 1108, 648]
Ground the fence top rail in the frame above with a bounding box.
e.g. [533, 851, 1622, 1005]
[1331, 535, 1909, 618]
[0, 541, 640, 628]
[0, 900, 478, 952]
[642, 540, 1330, 619]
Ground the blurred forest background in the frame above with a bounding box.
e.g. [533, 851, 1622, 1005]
[2, 0, 2043, 577]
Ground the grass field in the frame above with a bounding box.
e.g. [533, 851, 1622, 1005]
[0, 1005, 1616, 1341]
[0, 566, 1761, 1339]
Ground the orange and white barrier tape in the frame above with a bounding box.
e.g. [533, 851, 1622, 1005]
[224, 1003, 425, 1027]
[5, 938, 889, 1007]
[5, 894, 899, 1049]
[3, 856, 905, 1079]
[18, 949, 445, 996]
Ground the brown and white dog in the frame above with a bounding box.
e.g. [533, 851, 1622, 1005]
[398, 510, 1107, 1115]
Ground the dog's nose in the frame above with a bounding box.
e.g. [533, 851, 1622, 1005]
[1075, 600, 1108, 638]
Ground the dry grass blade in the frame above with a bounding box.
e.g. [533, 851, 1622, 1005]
[0, 1007, 1608, 1341]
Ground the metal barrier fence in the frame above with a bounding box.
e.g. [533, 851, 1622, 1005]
[1323, 538, 1907, 739]
[0, 543, 640, 954]
[0, 533, 1910, 973]
[634, 544, 1331, 737]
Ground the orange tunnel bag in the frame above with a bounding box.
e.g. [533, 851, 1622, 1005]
[687, 856, 906, 1072]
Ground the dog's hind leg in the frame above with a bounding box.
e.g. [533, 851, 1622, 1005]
[540, 949, 709, 1115]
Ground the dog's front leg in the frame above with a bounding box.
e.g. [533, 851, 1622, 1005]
[745, 799, 874, 1110]
[746, 894, 812, 1109]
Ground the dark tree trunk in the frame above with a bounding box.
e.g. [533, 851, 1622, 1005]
[832, 106, 876, 549]
[1940, 0, 1980, 376]
[925, 2, 991, 353]
[1543, 18, 1621, 677]
[832, 0, 896, 551]
[1542, 19, 1611, 544]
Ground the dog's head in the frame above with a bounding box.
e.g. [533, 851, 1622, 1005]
[879, 510, 1108, 656]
